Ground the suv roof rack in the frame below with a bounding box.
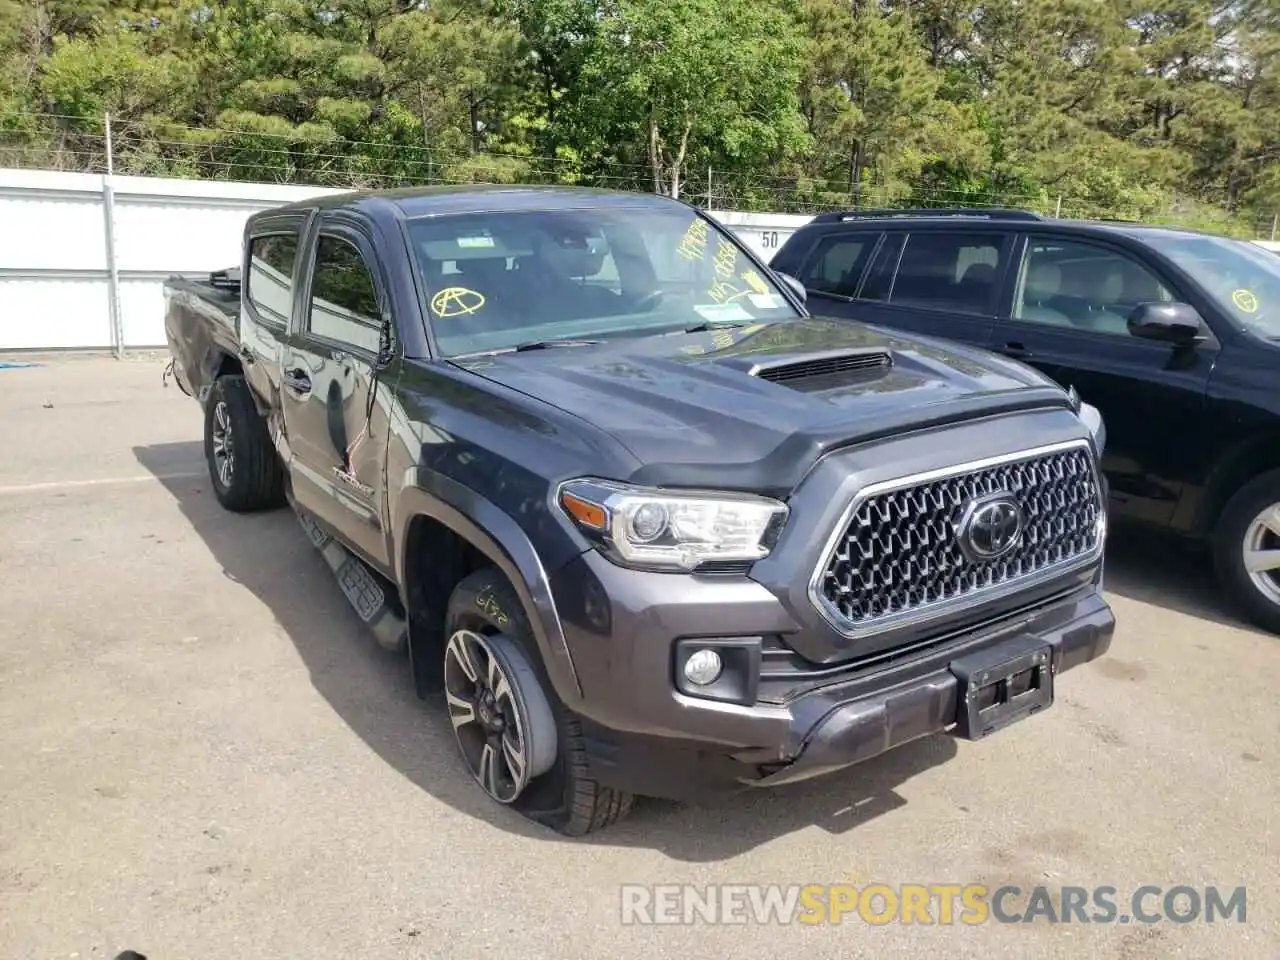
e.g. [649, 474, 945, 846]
[809, 208, 1044, 223]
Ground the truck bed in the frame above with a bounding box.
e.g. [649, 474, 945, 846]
[163, 269, 241, 403]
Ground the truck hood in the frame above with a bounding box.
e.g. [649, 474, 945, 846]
[450, 316, 1073, 495]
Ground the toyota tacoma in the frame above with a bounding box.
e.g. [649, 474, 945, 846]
[162, 185, 1114, 836]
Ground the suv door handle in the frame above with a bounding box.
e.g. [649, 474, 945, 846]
[999, 342, 1033, 360]
[283, 368, 312, 396]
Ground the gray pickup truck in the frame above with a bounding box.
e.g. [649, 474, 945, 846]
[163, 184, 1114, 835]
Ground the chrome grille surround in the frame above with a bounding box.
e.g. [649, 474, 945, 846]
[808, 439, 1105, 639]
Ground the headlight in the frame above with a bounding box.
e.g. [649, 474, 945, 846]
[557, 478, 788, 572]
[1077, 401, 1106, 457]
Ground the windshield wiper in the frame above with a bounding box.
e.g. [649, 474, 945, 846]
[682, 320, 753, 334]
[513, 338, 604, 352]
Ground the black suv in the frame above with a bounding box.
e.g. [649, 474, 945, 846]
[772, 209, 1280, 633]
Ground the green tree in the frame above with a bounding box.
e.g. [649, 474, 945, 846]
[0, 0, 1276, 231]
[799, 0, 986, 205]
[576, 0, 808, 199]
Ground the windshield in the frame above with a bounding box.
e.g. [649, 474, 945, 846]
[405, 205, 802, 357]
[1148, 235, 1280, 340]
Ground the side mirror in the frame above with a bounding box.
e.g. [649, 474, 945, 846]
[1127, 302, 1203, 345]
[773, 271, 808, 306]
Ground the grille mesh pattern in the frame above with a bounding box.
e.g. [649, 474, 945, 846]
[816, 446, 1102, 629]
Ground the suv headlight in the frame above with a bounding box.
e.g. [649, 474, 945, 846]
[557, 478, 788, 572]
[1077, 401, 1106, 457]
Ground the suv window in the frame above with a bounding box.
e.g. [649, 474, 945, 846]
[1014, 238, 1174, 336]
[889, 232, 1005, 314]
[307, 235, 383, 353]
[858, 233, 905, 302]
[797, 234, 877, 297]
[246, 233, 298, 325]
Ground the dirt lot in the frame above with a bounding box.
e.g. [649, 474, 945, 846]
[1, 357, 1277, 960]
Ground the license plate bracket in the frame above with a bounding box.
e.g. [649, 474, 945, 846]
[950, 635, 1054, 740]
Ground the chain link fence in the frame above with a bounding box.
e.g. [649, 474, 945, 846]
[2, 111, 1277, 239]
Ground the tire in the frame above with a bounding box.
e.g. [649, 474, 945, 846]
[444, 568, 635, 835]
[204, 375, 286, 513]
[1212, 468, 1280, 635]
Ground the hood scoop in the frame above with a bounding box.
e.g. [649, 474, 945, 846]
[748, 348, 892, 390]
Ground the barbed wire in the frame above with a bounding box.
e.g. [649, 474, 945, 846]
[2, 110, 1276, 236]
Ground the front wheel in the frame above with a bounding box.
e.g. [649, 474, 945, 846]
[1213, 469, 1280, 635]
[444, 568, 635, 835]
[203, 375, 285, 513]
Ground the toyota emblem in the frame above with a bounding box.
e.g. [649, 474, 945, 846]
[959, 493, 1024, 562]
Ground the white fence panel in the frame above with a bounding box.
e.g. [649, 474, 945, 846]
[1, 276, 112, 349]
[708, 210, 815, 264]
[0, 169, 343, 350]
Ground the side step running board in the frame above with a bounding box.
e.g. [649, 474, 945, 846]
[296, 510, 408, 654]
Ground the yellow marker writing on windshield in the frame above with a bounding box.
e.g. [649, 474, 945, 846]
[431, 287, 486, 317]
[708, 280, 749, 303]
[713, 241, 738, 279]
[1232, 289, 1260, 313]
[677, 220, 710, 261]
[741, 269, 770, 295]
[711, 328, 736, 350]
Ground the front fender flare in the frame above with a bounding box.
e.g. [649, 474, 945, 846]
[393, 469, 584, 705]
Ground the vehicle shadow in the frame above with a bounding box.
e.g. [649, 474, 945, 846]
[1101, 525, 1249, 629]
[135, 440, 963, 858]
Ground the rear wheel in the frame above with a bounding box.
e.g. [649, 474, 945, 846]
[1213, 469, 1280, 635]
[204, 375, 285, 513]
[444, 568, 635, 835]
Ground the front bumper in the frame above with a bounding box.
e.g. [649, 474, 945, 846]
[549, 549, 1114, 801]
[739, 593, 1111, 790]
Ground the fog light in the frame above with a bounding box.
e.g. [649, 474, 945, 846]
[682, 648, 723, 686]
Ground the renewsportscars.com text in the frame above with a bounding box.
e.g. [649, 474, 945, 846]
[619, 883, 1247, 926]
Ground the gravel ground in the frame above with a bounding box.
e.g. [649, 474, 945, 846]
[0, 357, 1276, 960]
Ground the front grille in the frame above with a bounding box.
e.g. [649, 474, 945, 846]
[813, 442, 1103, 635]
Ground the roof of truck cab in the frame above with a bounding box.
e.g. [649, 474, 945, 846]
[266, 184, 685, 221]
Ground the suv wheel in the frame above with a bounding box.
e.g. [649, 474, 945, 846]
[1213, 469, 1280, 635]
[203, 375, 285, 513]
[444, 568, 635, 835]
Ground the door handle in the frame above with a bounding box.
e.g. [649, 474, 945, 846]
[283, 368, 312, 395]
[999, 342, 1033, 360]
